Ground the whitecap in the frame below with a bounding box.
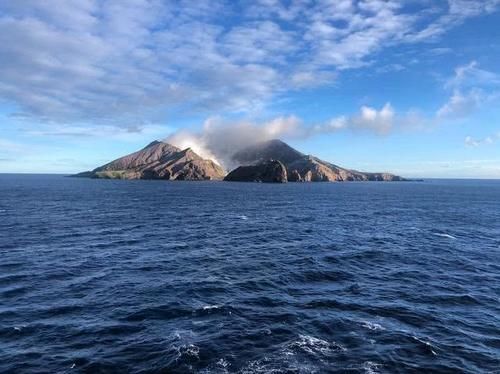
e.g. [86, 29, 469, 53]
[433, 233, 456, 239]
[216, 358, 230, 369]
[289, 334, 346, 355]
[183, 344, 199, 358]
[412, 336, 438, 355]
[171, 329, 195, 341]
[238, 215, 248, 220]
[363, 361, 382, 374]
[0, 209, 6, 213]
[175, 343, 200, 361]
[361, 321, 385, 331]
[13, 324, 26, 332]
[202, 305, 221, 311]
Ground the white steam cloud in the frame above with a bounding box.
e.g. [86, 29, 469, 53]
[166, 103, 401, 169]
[166, 116, 302, 169]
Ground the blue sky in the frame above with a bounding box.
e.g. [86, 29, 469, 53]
[0, 0, 499, 178]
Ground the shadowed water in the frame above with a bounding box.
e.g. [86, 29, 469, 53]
[0, 175, 499, 373]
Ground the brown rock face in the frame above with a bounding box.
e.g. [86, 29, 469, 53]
[231, 139, 406, 182]
[74, 138, 407, 183]
[224, 160, 288, 183]
[288, 169, 303, 182]
[73, 141, 225, 181]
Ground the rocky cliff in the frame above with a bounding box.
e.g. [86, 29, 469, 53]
[224, 160, 288, 183]
[73, 141, 225, 180]
[230, 139, 406, 182]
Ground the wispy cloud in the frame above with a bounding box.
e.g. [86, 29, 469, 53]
[437, 61, 500, 119]
[0, 0, 498, 127]
[445, 61, 500, 90]
[465, 133, 500, 147]
[407, 0, 500, 42]
[25, 123, 171, 140]
[0, 138, 29, 154]
[437, 89, 483, 119]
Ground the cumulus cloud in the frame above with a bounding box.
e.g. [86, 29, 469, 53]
[310, 103, 397, 135]
[0, 0, 498, 126]
[352, 103, 395, 134]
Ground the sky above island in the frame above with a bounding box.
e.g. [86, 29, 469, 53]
[0, 0, 499, 177]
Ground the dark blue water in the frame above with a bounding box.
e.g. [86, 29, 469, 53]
[0, 175, 499, 373]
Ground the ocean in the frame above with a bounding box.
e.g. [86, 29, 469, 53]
[0, 175, 499, 373]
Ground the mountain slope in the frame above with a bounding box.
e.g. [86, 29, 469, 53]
[74, 141, 225, 180]
[230, 139, 405, 182]
[232, 139, 304, 165]
[224, 159, 288, 183]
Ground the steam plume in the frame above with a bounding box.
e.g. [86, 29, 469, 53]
[166, 116, 302, 169]
[166, 103, 401, 169]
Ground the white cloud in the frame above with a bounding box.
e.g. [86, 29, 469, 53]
[465, 136, 480, 147]
[445, 61, 500, 90]
[166, 115, 301, 168]
[0, 0, 498, 127]
[165, 102, 421, 166]
[437, 61, 500, 118]
[437, 89, 483, 118]
[465, 133, 500, 147]
[407, 0, 500, 42]
[353, 103, 395, 134]
[25, 122, 171, 141]
[318, 103, 406, 135]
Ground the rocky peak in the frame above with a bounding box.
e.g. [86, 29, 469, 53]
[227, 139, 406, 183]
[232, 138, 304, 166]
[73, 141, 225, 180]
[224, 159, 287, 183]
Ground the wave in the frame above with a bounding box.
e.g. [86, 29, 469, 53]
[363, 361, 382, 374]
[411, 336, 438, 356]
[287, 334, 346, 355]
[361, 321, 385, 331]
[433, 232, 457, 239]
[202, 304, 222, 311]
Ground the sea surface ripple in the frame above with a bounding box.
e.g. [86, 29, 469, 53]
[0, 175, 499, 373]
